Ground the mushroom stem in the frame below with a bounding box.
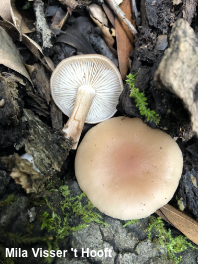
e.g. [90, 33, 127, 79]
[62, 85, 95, 149]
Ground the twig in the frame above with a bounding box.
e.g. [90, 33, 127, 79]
[33, 0, 55, 56]
[105, 0, 138, 36]
[131, 0, 138, 20]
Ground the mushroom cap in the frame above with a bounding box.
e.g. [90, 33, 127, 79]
[75, 117, 183, 220]
[50, 54, 123, 124]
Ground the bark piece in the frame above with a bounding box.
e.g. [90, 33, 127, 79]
[50, 100, 63, 130]
[0, 74, 23, 149]
[2, 154, 42, 193]
[154, 19, 198, 135]
[183, 0, 198, 24]
[0, 75, 21, 126]
[89, 34, 118, 66]
[27, 63, 51, 105]
[33, 0, 55, 56]
[22, 109, 73, 176]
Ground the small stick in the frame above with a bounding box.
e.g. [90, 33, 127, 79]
[131, 0, 138, 20]
[34, 0, 55, 54]
[105, 0, 138, 35]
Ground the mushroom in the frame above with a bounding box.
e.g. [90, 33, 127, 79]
[50, 54, 123, 149]
[75, 117, 183, 220]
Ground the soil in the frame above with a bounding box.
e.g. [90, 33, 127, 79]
[0, 0, 198, 263]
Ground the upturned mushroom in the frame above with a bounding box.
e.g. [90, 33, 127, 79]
[75, 117, 183, 220]
[50, 54, 123, 149]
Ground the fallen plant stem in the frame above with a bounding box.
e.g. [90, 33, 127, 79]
[105, 0, 137, 35]
[131, 0, 138, 19]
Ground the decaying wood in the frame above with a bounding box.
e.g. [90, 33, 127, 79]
[155, 19, 198, 135]
[2, 154, 42, 193]
[0, 75, 21, 126]
[0, 74, 23, 149]
[177, 168, 198, 220]
[22, 109, 73, 176]
[50, 100, 63, 130]
[183, 0, 198, 24]
[33, 0, 55, 56]
[27, 63, 51, 105]
[89, 34, 118, 66]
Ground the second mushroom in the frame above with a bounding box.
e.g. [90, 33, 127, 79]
[50, 54, 123, 149]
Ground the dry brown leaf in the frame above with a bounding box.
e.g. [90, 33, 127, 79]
[0, 0, 12, 21]
[115, 0, 134, 79]
[156, 204, 198, 245]
[89, 4, 117, 56]
[10, 0, 34, 34]
[102, 3, 115, 28]
[0, 26, 31, 84]
[0, 20, 54, 72]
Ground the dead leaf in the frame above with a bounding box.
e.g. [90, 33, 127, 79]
[0, 26, 31, 84]
[156, 204, 198, 245]
[115, 0, 134, 79]
[0, 0, 12, 22]
[89, 4, 117, 56]
[10, 0, 34, 33]
[102, 3, 115, 28]
[56, 27, 96, 54]
[0, 20, 54, 72]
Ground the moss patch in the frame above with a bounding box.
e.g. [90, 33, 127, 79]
[148, 216, 198, 263]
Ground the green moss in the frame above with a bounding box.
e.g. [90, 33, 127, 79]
[123, 219, 138, 227]
[148, 216, 198, 263]
[126, 73, 160, 125]
[0, 194, 15, 208]
[41, 186, 107, 239]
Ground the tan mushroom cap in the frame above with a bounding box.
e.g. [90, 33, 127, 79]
[75, 117, 183, 220]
